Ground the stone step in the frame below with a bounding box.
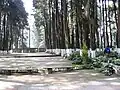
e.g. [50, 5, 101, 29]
[0, 57, 70, 63]
[0, 65, 73, 75]
[0, 52, 73, 75]
[0, 55, 60, 58]
[0, 52, 61, 58]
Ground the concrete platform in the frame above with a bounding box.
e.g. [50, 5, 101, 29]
[0, 53, 73, 75]
[0, 52, 60, 58]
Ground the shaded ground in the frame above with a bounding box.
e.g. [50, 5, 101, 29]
[0, 70, 119, 90]
[0, 53, 72, 72]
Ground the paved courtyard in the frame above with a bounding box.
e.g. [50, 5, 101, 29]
[0, 70, 119, 90]
[0, 57, 72, 70]
[0, 53, 72, 72]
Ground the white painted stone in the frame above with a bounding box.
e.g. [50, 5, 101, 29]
[48, 49, 51, 52]
[47, 49, 49, 52]
[117, 48, 120, 54]
[88, 50, 91, 57]
[50, 49, 52, 53]
[99, 49, 103, 51]
[50, 49, 53, 53]
[114, 48, 117, 52]
[0, 51, 3, 55]
[46, 49, 51, 53]
[76, 49, 80, 52]
[88, 49, 96, 58]
[61, 49, 66, 57]
[72, 49, 75, 52]
[96, 48, 100, 52]
[55, 49, 61, 55]
[48, 49, 50, 52]
[45, 49, 48, 53]
[54, 49, 57, 54]
[21, 50, 24, 53]
[80, 49, 82, 56]
[91, 50, 96, 58]
[66, 49, 74, 56]
[8, 50, 13, 54]
[109, 48, 112, 51]
[52, 49, 56, 53]
[48, 49, 50, 53]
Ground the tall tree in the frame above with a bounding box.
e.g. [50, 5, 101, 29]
[0, 0, 28, 51]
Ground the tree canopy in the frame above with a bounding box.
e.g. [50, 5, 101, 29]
[33, 0, 120, 50]
[0, 0, 28, 51]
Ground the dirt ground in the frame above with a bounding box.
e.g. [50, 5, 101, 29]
[0, 70, 119, 90]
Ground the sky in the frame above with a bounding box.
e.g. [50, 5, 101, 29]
[22, 0, 34, 25]
[22, 0, 35, 48]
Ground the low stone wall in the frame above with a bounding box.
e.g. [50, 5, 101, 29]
[46, 49, 96, 58]
[12, 48, 46, 53]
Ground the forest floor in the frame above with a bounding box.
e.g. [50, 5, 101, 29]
[0, 70, 119, 90]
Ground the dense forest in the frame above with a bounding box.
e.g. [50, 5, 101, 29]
[33, 0, 120, 51]
[0, 0, 119, 52]
[0, 0, 28, 51]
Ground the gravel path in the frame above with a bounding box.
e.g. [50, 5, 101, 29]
[0, 70, 119, 90]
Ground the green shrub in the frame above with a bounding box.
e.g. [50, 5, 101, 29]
[80, 64, 94, 69]
[112, 59, 120, 66]
[68, 51, 80, 60]
[101, 63, 115, 76]
[98, 56, 108, 62]
[96, 50, 119, 58]
[92, 58, 102, 68]
[82, 42, 89, 64]
[68, 51, 83, 64]
[96, 51, 104, 57]
[109, 51, 119, 58]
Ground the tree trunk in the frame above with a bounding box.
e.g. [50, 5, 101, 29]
[117, 1, 120, 48]
[75, 8, 80, 48]
[102, 0, 106, 48]
[70, 0, 74, 48]
[48, 0, 52, 49]
[105, 0, 109, 47]
[63, 0, 70, 49]
[60, 0, 66, 49]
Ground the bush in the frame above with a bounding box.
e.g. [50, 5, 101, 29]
[109, 51, 119, 58]
[96, 51, 104, 57]
[68, 51, 83, 64]
[96, 50, 119, 58]
[92, 56, 113, 68]
[98, 56, 109, 62]
[101, 63, 115, 76]
[68, 51, 80, 60]
[92, 56, 117, 76]
[68, 42, 93, 69]
[92, 58, 102, 68]
[112, 59, 120, 66]
[80, 64, 94, 69]
[82, 42, 89, 64]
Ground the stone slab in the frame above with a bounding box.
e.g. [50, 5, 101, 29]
[0, 52, 73, 74]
